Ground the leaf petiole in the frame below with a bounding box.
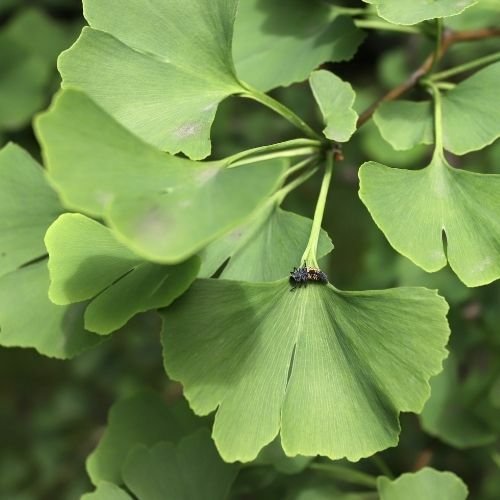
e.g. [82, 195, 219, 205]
[424, 80, 445, 164]
[430, 51, 500, 81]
[432, 81, 456, 90]
[240, 85, 322, 140]
[301, 150, 334, 268]
[274, 165, 319, 205]
[429, 18, 444, 74]
[309, 462, 378, 489]
[354, 19, 420, 34]
[281, 155, 318, 180]
[226, 138, 321, 167]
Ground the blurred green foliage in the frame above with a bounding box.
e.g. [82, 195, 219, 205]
[0, 1, 499, 499]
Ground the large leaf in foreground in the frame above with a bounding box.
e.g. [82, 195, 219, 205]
[59, 0, 243, 159]
[363, 0, 476, 25]
[0, 261, 102, 358]
[309, 70, 358, 143]
[162, 279, 449, 462]
[199, 205, 333, 281]
[359, 159, 500, 287]
[35, 89, 286, 263]
[87, 391, 202, 486]
[373, 62, 500, 154]
[377, 468, 468, 499]
[46, 214, 199, 335]
[0, 143, 62, 278]
[122, 430, 239, 500]
[233, 0, 364, 91]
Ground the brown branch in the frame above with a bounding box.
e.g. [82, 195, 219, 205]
[357, 27, 500, 128]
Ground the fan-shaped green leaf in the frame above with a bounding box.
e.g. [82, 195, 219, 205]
[0, 144, 101, 358]
[309, 70, 358, 143]
[58, 0, 243, 159]
[82, 482, 133, 500]
[35, 89, 286, 263]
[199, 205, 333, 281]
[0, 261, 102, 359]
[420, 356, 497, 448]
[363, 0, 476, 25]
[359, 159, 500, 287]
[87, 391, 202, 486]
[162, 279, 449, 462]
[374, 62, 500, 154]
[233, 0, 365, 92]
[122, 430, 239, 500]
[46, 214, 199, 335]
[377, 468, 468, 499]
[373, 101, 432, 151]
[0, 143, 62, 278]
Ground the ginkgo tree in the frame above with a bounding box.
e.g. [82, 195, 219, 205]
[1, 0, 500, 498]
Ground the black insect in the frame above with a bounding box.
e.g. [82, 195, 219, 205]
[307, 267, 329, 284]
[290, 263, 328, 291]
[289, 263, 309, 291]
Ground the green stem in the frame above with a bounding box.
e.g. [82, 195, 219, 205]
[226, 138, 321, 167]
[229, 148, 318, 167]
[241, 86, 322, 140]
[301, 152, 333, 268]
[281, 156, 319, 180]
[430, 51, 500, 81]
[333, 7, 366, 16]
[354, 19, 419, 34]
[371, 455, 394, 479]
[310, 463, 378, 489]
[433, 81, 456, 90]
[425, 80, 445, 164]
[430, 18, 443, 74]
[275, 166, 318, 204]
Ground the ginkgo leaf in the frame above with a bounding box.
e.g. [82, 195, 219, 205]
[82, 482, 133, 500]
[122, 430, 239, 500]
[87, 391, 202, 486]
[374, 62, 500, 155]
[363, 0, 476, 25]
[58, 0, 244, 159]
[35, 89, 286, 264]
[359, 158, 500, 287]
[373, 101, 433, 151]
[45, 214, 199, 335]
[198, 205, 333, 281]
[162, 279, 449, 462]
[0, 143, 62, 278]
[0, 144, 101, 358]
[0, 261, 102, 359]
[233, 0, 364, 92]
[377, 468, 468, 500]
[309, 70, 358, 143]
